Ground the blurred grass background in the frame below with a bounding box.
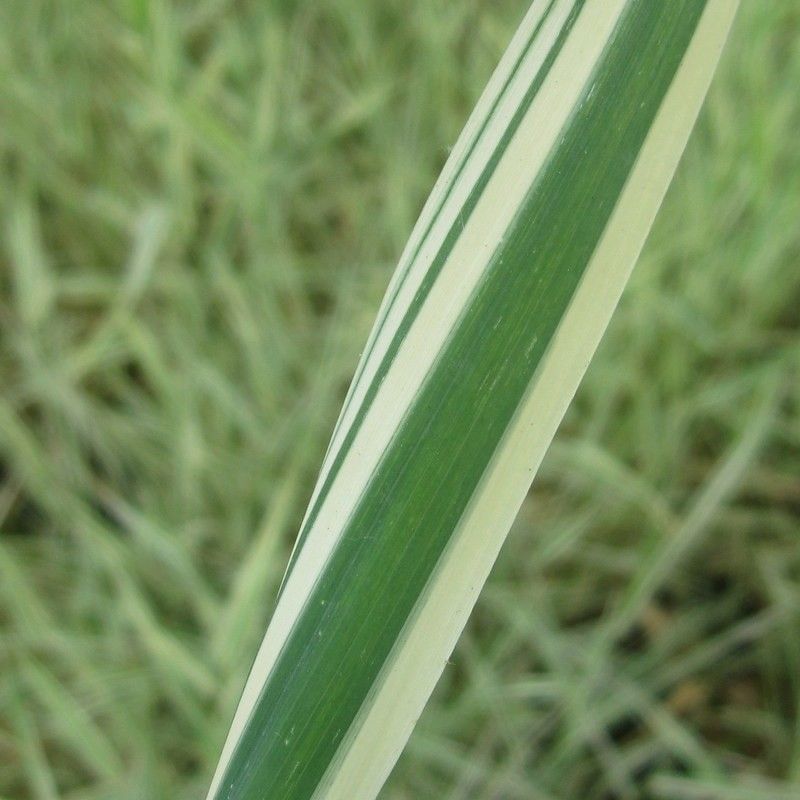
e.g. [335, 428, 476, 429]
[0, 1, 798, 798]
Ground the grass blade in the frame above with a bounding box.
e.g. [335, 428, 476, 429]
[208, 2, 739, 798]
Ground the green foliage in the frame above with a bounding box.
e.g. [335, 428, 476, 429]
[0, 1, 798, 799]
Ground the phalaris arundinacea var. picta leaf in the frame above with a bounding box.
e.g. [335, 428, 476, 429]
[207, 1, 739, 798]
